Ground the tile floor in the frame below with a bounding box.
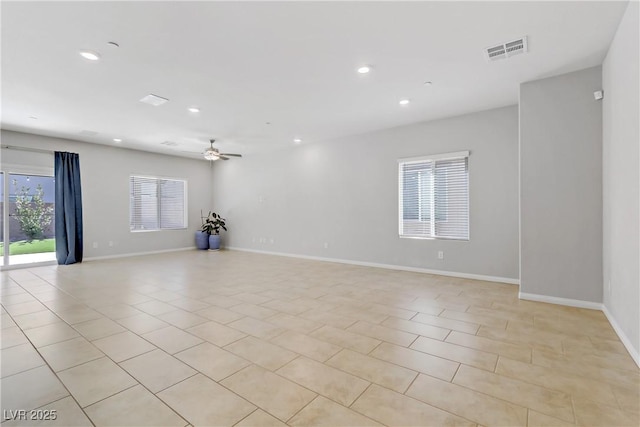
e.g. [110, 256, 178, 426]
[1, 250, 638, 427]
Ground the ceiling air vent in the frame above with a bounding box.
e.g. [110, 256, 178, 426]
[485, 36, 528, 61]
[161, 141, 179, 147]
[139, 94, 169, 106]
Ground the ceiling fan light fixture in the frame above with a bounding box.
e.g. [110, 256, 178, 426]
[203, 139, 241, 161]
[204, 148, 219, 161]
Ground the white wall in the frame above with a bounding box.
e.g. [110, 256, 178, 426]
[1, 130, 212, 259]
[602, 1, 640, 363]
[519, 66, 603, 305]
[212, 105, 520, 281]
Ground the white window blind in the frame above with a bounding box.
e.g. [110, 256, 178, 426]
[398, 151, 469, 240]
[130, 176, 187, 231]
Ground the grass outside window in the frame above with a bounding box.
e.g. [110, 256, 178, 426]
[0, 239, 55, 255]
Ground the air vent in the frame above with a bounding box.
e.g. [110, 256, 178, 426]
[485, 36, 528, 61]
[161, 141, 179, 147]
[139, 94, 169, 106]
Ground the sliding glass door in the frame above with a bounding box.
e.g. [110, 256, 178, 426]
[0, 172, 4, 266]
[1, 172, 56, 266]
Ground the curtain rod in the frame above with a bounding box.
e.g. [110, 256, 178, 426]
[1, 145, 55, 154]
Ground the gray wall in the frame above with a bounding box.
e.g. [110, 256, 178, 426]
[603, 1, 639, 358]
[1, 130, 212, 258]
[212, 105, 519, 281]
[520, 66, 603, 302]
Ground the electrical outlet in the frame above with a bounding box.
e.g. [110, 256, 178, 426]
[438, 251, 444, 260]
[324, 242, 329, 249]
[92, 242, 98, 249]
[108, 241, 114, 247]
[269, 238, 274, 244]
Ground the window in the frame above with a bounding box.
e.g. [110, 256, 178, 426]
[398, 151, 469, 240]
[130, 176, 187, 231]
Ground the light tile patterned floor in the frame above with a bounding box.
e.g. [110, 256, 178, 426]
[1, 250, 639, 427]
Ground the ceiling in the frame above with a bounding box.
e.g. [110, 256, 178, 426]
[1, 1, 629, 159]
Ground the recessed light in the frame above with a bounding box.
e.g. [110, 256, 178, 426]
[188, 107, 200, 113]
[113, 138, 122, 143]
[293, 138, 302, 143]
[424, 81, 433, 86]
[399, 99, 410, 105]
[79, 50, 101, 61]
[357, 66, 371, 74]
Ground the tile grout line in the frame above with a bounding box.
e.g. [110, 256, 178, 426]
[19, 288, 200, 425]
[230, 407, 260, 427]
[447, 367, 578, 424]
[4, 253, 637, 427]
[1, 300, 99, 426]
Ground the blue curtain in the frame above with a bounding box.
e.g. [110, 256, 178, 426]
[54, 152, 83, 265]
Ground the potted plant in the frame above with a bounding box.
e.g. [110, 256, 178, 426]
[195, 210, 209, 250]
[195, 230, 209, 250]
[202, 211, 227, 250]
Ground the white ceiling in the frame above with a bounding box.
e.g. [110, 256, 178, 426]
[1, 1, 628, 159]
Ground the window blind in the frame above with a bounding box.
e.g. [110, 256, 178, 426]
[130, 176, 186, 231]
[159, 179, 185, 229]
[399, 151, 469, 240]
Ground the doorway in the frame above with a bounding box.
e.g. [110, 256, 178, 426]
[1, 172, 56, 266]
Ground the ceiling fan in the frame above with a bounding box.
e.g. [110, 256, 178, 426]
[203, 139, 242, 161]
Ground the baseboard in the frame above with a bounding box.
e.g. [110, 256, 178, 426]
[226, 246, 520, 285]
[7, 245, 638, 368]
[1, 247, 195, 270]
[518, 292, 603, 310]
[602, 305, 640, 368]
[84, 246, 194, 262]
[519, 292, 639, 367]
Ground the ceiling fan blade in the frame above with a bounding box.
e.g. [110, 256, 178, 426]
[219, 155, 230, 161]
[220, 153, 242, 157]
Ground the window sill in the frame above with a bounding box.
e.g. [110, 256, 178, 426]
[399, 235, 469, 242]
[130, 228, 188, 233]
